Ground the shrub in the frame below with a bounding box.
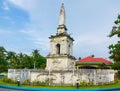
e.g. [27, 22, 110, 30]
[2, 77, 16, 84]
[80, 80, 87, 86]
[114, 77, 119, 83]
[98, 82, 103, 85]
[31, 79, 49, 86]
[88, 80, 94, 86]
[22, 79, 30, 85]
[31, 80, 44, 86]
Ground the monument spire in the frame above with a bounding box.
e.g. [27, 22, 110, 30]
[59, 3, 65, 25]
[57, 3, 67, 34]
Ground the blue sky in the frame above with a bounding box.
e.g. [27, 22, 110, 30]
[0, 0, 120, 60]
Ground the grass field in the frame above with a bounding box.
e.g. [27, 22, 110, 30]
[0, 79, 120, 90]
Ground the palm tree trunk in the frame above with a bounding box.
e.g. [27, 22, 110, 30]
[34, 62, 35, 69]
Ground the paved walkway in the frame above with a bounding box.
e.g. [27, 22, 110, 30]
[0, 87, 22, 91]
[0, 87, 120, 91]
[0, 85, 120, 91]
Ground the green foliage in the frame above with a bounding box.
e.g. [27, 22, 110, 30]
[31, 79, 49, 86]
[88, 80, 94, 86]
[2, 77, 49, 86]
[22, 79, 30, 85]
[31, 49, 46, 69]
[112, 62, 120, 70]
[108, 14, 120, 72]
[98, 82, 103, 86]
[0, 46, 8, 72]
[2, 77, 17, 84]
[32, 80, 42, 86]
[109, 14, 120, 37]
[80, 80, 87, 86]
[109, 43, 120, 63]
[0, 46, 46, 72]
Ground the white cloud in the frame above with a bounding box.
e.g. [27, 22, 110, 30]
[8, 0, 39, 21]
[73, 32, 119, 59]
[2, 1, 10, 11]
[20, 29, 49, 51]
[74, 34, 107, 46]
[8, 0, 35, 11]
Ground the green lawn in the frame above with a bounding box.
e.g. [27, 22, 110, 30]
[0, 79, 120, 90]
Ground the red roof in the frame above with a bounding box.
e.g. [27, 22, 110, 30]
[77, 56, 113, 65]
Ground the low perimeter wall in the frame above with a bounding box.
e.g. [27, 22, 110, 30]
[8, 69, 114, 86]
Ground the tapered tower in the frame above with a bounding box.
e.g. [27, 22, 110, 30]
[45, 3, 75, 71]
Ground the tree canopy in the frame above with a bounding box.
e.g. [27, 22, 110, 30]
[0, 46, 8, 72]
[0, 46, 46, 72]
[109, 14, 120, 37]
[108, 14, 120, 70]
[109, 43, 120, 62]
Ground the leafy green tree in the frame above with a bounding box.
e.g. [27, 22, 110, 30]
[108, 14, 120, 70]
[112, 62, 120, 70]
[109, 43, 120, 62]
[7, 51, 16, 61]
[32, 49, 39, 69]
[22, 54, 33, 69]
[7, 51, 16, 68]
[109, 14, 120, 37]
[37, 54, 46, 69]
[0, 46, 8, 72]
[31, 49, 46, 69]
[0, 46, 46, 70]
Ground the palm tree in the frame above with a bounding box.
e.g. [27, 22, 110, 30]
[17, 53, 25, 68]
[23, 54, 33, 68]
[31, 49, 40, 69]
[7, 51, 16, 60]
[7, 51, 16, 68]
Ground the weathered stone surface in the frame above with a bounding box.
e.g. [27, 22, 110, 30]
[8, 69, 114, 86]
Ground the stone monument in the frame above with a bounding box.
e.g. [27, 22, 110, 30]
[45, 3, 76, 71]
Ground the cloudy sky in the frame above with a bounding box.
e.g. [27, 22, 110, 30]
[0, 0, 120, 60]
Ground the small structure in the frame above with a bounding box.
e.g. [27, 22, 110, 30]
[76, 56, 113, 69]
